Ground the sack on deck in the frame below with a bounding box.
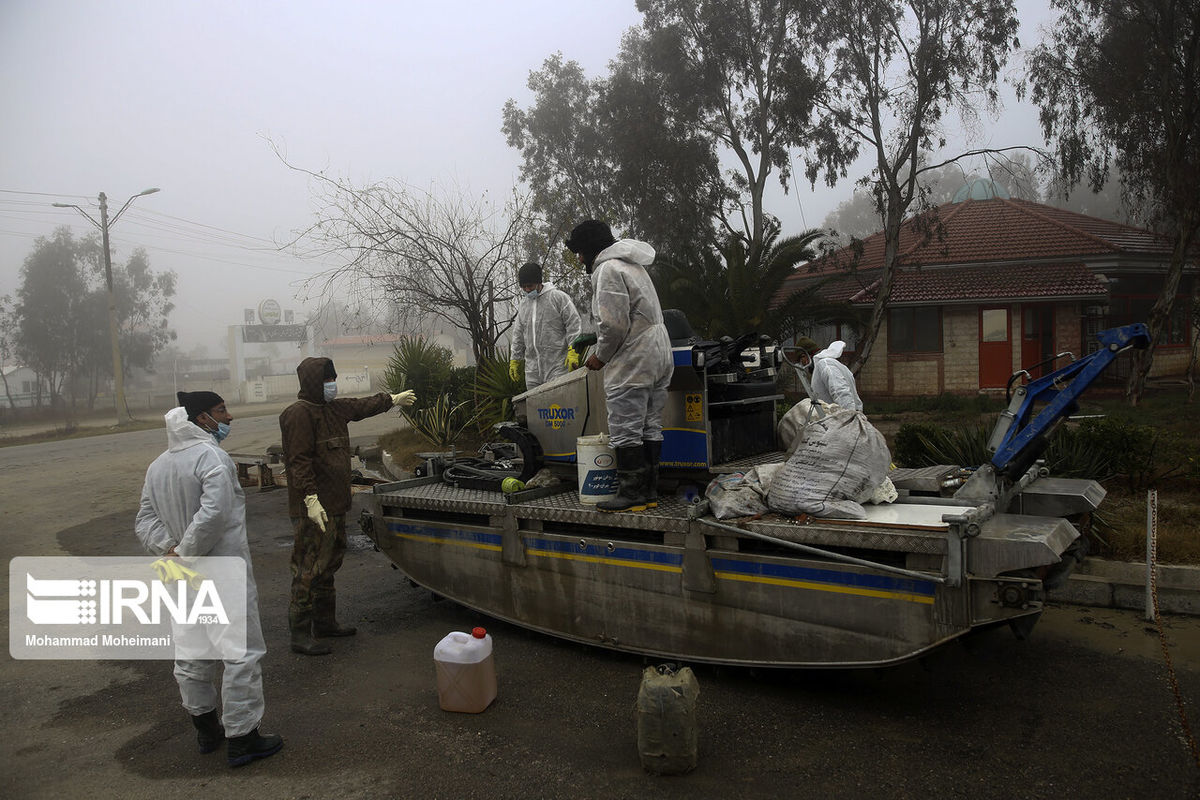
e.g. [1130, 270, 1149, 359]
[767, 408, 891, 520]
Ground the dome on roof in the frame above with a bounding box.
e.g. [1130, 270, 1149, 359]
[951, 178, 1011, 203]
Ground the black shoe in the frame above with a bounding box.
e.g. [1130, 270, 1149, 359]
[597, 445, 648, 513]
[289, 610, 332, 655]
[643, 440, 662, 509]
[227, 727, 283, 767]
[191, 709, 224, 754]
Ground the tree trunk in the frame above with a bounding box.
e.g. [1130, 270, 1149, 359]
[0, 368, 15, 409]
[850, 207, 903, 376]
[1125, 225, 1194, 405]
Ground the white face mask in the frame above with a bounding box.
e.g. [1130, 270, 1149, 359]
[323, 381, 338, 402]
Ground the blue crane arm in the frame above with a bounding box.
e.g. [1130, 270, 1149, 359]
[989, 323, 1151, 475]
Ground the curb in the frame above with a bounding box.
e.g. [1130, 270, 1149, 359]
[1048, 560, 1200, 616]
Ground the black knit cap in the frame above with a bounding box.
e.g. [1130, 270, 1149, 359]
[564, 220, 616, 260]
[177, 390, 224, 422]
[517, 262, 542, 285]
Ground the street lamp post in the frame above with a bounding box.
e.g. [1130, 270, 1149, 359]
[53, 188, 159, 426]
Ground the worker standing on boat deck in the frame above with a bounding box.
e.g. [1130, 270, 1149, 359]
[280, 357, 415, 655]
[509, 260, 582, 391]
[135, 390, 283, 767]
[565, 219, 672, 513]
[810, 340, 863, 411]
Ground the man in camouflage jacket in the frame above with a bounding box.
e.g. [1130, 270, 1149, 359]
[280, 356, 414, 655]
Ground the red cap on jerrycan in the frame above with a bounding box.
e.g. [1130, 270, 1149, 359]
[472, 627, 487, 639]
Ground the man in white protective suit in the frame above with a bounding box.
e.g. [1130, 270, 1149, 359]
[810, 340, 864, 411]
[565, 219, 673, 513]
[135, 390, 283, 767]
[509, 260, 582, 391]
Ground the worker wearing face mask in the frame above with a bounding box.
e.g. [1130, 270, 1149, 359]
[565, 220, 673, 514]
[135, 391, 283, 767]
[509, 261, 582, 391]
[279, 357, 415, 655]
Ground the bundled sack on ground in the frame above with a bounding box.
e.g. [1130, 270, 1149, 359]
[767, 407, 892, 520]
[705, 463, 784, 520]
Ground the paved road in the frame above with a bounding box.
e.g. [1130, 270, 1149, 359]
[2, 418, 1199, 799]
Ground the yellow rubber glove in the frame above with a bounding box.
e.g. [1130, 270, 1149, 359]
[565, 349, 580, 371]
[303, 493, 328, 533]
[509, 360, 521, 381]
[151, 559, 206, 590]
[390, 390, 416, 407]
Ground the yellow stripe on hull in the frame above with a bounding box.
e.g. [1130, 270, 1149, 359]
[395, 531, 502, 553]
[715, 570, 935, 605]
[527, 547, 682, 574]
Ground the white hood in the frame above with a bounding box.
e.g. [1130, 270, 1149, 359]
[814, 341, 846, 360]
[595, 239, 655, 267]
[164, 406, 214, 452]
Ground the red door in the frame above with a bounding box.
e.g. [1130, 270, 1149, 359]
[979, 307, 1012, 388]
[1022, 305, 1056, 379]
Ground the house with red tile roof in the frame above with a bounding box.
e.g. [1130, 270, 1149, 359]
[778, 191, 1198, 397]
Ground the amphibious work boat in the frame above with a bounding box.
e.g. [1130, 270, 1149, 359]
[363, 323, 1149, 668]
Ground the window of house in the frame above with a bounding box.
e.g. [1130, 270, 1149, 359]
[982, 308, 1009, 342]
[1107, 275, 1194, 346]
[797, 323, 859, 353]
[888, 307, 942, 353]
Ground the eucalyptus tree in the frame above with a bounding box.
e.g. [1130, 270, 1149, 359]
[807, 0, 1022, 374]
[503, 0, 825, 265]
[1024, 0, 1200, 403]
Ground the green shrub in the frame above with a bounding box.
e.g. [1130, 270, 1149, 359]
[382, 337, 454, 411]
[893, 422, 990, 468]
[471, 349, 524, 432]
[402, 394, 482, 450]
[894, 415, 1180, 492]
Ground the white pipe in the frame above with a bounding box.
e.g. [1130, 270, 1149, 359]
[1145, 489, 1157, 623]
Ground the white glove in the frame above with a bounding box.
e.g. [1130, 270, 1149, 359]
[390, 390, 416, 407]
[303, 494, 328, 533]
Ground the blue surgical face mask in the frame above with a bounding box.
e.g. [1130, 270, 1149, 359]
[323, 381, 338, 402]
[202, 412, 230, 443]
[524, 288, 539, 299]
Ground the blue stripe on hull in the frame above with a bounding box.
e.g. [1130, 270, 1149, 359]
[384, 521, 934, 603]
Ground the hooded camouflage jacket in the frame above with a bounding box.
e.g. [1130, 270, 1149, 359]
[279, 356, 393, 517]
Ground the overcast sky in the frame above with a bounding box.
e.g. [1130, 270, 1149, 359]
[0, 0, 1054, 353]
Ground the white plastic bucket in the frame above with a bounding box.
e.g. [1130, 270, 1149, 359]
[576, 434, 617, 504]
[434, 627, 497, 713]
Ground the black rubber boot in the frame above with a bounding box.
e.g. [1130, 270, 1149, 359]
[191, 709, 224, 754]
[597, 445, 647, 513]
[289, 609, 332, 656]
[313, 601, 357, 637]
[227, 727, 283, 767]
[643, 439, 662, 509]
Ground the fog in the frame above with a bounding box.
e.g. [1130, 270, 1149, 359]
[0, 0, 1052, 355]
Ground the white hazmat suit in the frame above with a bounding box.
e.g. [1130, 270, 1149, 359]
[590, 239, 673, 447]
[512, 282, 582, 390]
[810, 341, 863, 411]
[135, 406, 267, 737]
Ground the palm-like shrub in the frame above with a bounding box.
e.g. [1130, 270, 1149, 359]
[382, 337, 453, 411]
[403, 393, 483, 450]
[472, 348, 524, 432]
